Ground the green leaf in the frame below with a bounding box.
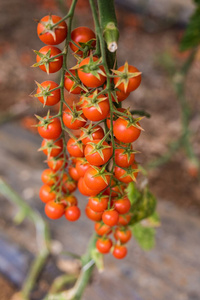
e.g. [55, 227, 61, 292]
[131, 223, 155, 251]
[91, 249, 104, 272]
[180, 7, 200, 51]
[126, 182, 141, 205]
[147, 212, 161, 227]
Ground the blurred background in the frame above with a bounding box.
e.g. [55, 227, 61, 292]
[0, 0, 199, 299]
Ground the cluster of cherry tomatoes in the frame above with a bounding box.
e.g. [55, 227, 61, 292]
[34, 14, 142, 259]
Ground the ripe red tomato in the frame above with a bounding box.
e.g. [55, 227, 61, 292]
[82, 95, 110, 122]
[80, 125, 104, 145]
[36, 46, 63, 73]
[39, 184, 56, 203]
[62, 174, 77, 193]
[94, 222, 112, 236]
[114, 164, 138, 183]
[61, 195, 78, 207]
[70, 26, 96, 54]
[68, 165, 81, 181]
[67, 138, 85, 157]
[104, 180, 125, 197]
[118, 214, 131, 226]
[78, 177, 100, 197]
[63, 106, 87, 130]
[38, 116, 62, 140]
[112, 245, 127, 259]
[115, 148, 135, 168]
[64, 70, 82, 94]
[114, 65, 141, 93]
[114, 228, 132, 244]
[84, 140, 112, 166]
[41, 168, 57, 186]
[65, 206, 81, 222]
[41, 139, 63, 157]
[78, 57, 106, 88]
[113, 197, 131, 214]
[84, 167, 110, 192]
[85, 204, 103, 221]
[88, 196, 109, 212]
[37, 15, 68, 45]
[45, 201, 65, 219]
[106, 108, 126, 129]
[75, 159, 90, 177]
[113, 118, 141, 143]
[47, 155, 67, 171]
[102, 209, 119, 227]
[96, 237, 112, 254]
[36, 81, 60, 106]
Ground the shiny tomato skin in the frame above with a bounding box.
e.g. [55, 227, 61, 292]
[94, 222, 112, 236]
[41, 168, 57, 186]
[84, 140, 112, 166]
[113, 118, 141, 143]
[61, 195, 78, 207]
[62, 173, 77, 193]
[114, 228, 132, 244]
[114, 164, 138, 183]
[112, 245, 127, 259]
[63, 107, 87, 130]
[64, 70, 82, 94]
[114, 65, 141, 93]
[65, 206, 81, 222]
[67, 138, 85, 157]
[96, 237, 112, 254]
[42, 139, 63, 157]
[68, 165, 81, 181]
[118, 214, 131, 226]
[39, 184, 56, 203]
[88, 196, 109, 212]
[78, 57, 106, 88]
[78, 177, 99, 197]
[102, 210, 119, 227]
[75, 159, 90, 177]
[85, 204, 103, 221]
[115, 148, 135, 168]
[37, 15, 68, 45]
[45, 201, 65, 219]
[113, 198, 131, 214]
[84, 167, 110, 191]
[70, 26, 96, 54]
[37, 81, 60, 106]
[82, 96, 110, 122]
[38, 117, 62, 140]
[80, 125, 104, 145]
[36, 46, 63, 73]
[47, 155, 67, 171]
[106, 108, 126, 129]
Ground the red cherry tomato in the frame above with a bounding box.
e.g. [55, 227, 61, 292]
[68, 165, 81, 181]
[70, 26, 96, 54]
[39, 185, 56, 203]
[36, 46, 63, 73]
[84, 140, 112, 166]
[96, 237, 112, 254]
[80, 125, 104, 145]
[84, 167, 110, 192]
[88, 196, 109, 212]
[36, 81, 60, 106]
[85, 204, 103, 221]
[113, 118, 141, 143]
[67, 138, 85, 157]
[94, 222, 112, 236]
[45, 201, 65, 219]
[102, 209, 119, 227]
[38, 116, 62, 140]
[78, 177, 100, 197]
[41, 168, 57, 186]
[47, 155, 67, 171]
[114, 164, 138, 183]
[64, 70, 82, 94]
[112, 245, 127, 259]
[63, 106, 87, 130]
[114, 227, 132, 244]
[114, 65, 141, 93]
[65, 206, 81, 222]
[75, 159, 90, 177]
[118, 214, 131, 226]
[115, 148, 135, 168]
[113, 197, 131, 214]
[82, 96, 110, 122]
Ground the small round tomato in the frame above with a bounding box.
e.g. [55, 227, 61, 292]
[82, 96, 110, 122]
[113, 118, 141, 143]
[39, 184, 56, 203]
[45, 201, 65, 219]
[36, 81, 60, 106]
[62, 174, 77, 193]
[113, 197, 131, 214]
[65, 206, 81, 222]
[61, 195, 78, 207]
[70, 26, 96, 54]
[41, 139, 63, 157]
[102, 209, 119, 227]
[47, 155, 67, 171]
[80, 125, 104, 145]
[115, 148, 135, 168]
[85, 204, 103, 221]
[78, 177, 100, 197]
[88, 196, 109, 212]
[96, 237, 112, 254]
[78, 56, 106, 88]
[84, 167, 110, 192]
[114, 64, 141, 94]
[37, 15, 68, 45]
[41, 168, 57, 186]
[94, 222, 112, 236]
[112, 245, 127, 259]
[67, 138, 85, 157]
[114, 227, 132, 244]
[38, 116, 62, 140]
[114, 164, 138, 183]
[75, 158, 90, 177]
[106, 108, 126, 129]
[36, 46, 63, 73]
[64, 70, 82, 94]
[63, 106, 86, 130]
[118, 214, 131, 226]
[84, 140, 112, 166]
[68, 165, 81, 181]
